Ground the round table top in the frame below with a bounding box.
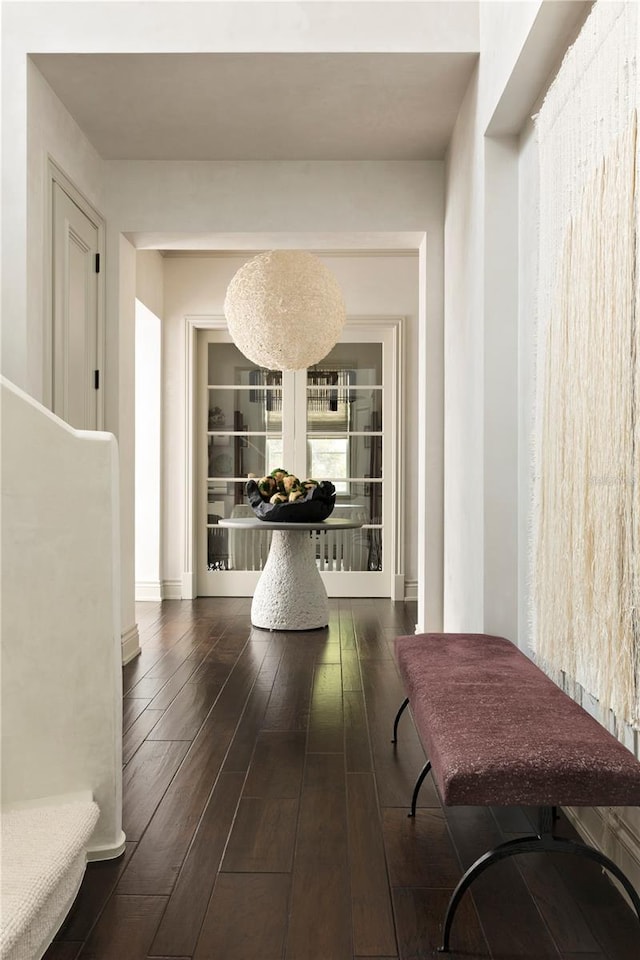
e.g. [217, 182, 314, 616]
[218, 516, 363, 532]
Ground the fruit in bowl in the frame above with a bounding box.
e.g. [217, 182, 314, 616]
[246, 469, 336, 522]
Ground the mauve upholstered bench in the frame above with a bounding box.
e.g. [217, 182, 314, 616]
[392, 632, 640, 953]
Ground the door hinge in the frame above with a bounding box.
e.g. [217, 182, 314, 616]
[95, 252, 100, 273]
[94, 370, 100, 390]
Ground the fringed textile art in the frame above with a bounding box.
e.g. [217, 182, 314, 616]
[533, 1, 639, 726]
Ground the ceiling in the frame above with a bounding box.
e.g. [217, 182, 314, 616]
[32, 52, 478, 161]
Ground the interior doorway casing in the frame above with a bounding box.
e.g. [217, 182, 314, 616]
[183, 314, 405, 601]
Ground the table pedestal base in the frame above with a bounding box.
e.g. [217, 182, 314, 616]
[251, 529, 328, 631]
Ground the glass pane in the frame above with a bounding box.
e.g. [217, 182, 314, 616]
[206, 521, 229, 571]
[208, 342, 282, 388]
[307, 436, 382, 483]
[332, 482, 382, 525]
[313, 528, 383, 572]
[208, 388, 282, 433]
[207, 481, 253, 518]
[226, 524, 272, 571]
[306, 387, 382, 435]
[307, 437, 349, 491]
[206, 516, 272, 572]
[208, 435, 281, 479]
[308, 342, 382, 385]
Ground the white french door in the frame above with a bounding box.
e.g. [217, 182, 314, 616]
[196, 322, 400, 598]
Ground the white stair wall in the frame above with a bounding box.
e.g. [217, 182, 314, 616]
[1, 377, 124, 859]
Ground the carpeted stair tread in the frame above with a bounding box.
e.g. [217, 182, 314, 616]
[1, 799, 99, 959]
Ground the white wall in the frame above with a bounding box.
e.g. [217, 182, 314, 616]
[443, 67, 485, 631]
[136, 249, 164, 321]
[117, 235, 139, 661]
[443, 0, 586, 641]
[135, 300, 162, 600]
[26, 61, 106, 406]
[134, 251, 164, 600]
[479, 1, 541, 128]
[1, 378, 124, 858]
[21, 59, 141, 662]
[161, 252, 421, 599]
[518, 117, 538, 652]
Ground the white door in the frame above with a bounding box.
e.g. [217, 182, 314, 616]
[196, 325, 398, 598]
[52, 181, 101, 430]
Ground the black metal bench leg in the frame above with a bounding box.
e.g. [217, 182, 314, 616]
[408, 761, 432, 818]
[437, 832, 640, 953]
[391, 697, 409, 743]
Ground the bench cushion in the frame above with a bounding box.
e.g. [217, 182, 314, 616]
[394, 633, 640, 807]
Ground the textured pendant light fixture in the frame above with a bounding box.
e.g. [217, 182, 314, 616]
[224, 250, 346, 370]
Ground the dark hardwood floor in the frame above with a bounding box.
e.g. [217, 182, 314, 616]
[47, 598, 640, 959]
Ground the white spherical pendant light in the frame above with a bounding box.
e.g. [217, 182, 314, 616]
[224, 250, 346, 370]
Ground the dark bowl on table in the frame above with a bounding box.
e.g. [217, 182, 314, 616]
[246, 480, 336, 523]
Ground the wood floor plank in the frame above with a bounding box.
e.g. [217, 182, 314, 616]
[122, 740, 190, 841]
[445, 805, 560, 958]
[516, 852, 602, 953]
[143, 628, 207, 680]
[126, 676, 168, 700]
[146, 667, 232, 741]
[221, 686, 271, 773]
[382, 807, 461, 888]
[356, 615, 393, 660]
[546, 816, 640, 960]
[194, 873, 290, 960]
[148, 772, 244, 957]
[317, 640, 342, 664]
[491, 804, 537, 835]
[118, 646, 265, 895]
[145, 659, 200, 711]
[43, 942, 83, 960]
[221, 797, 299, 872]
[338, 604, 357, 650]
[344, 691, 372, 772]
[187, 631, 251, 677]
[123, 710, 164, 765]
[55, 843, 137, 941]
[361, 660, 440, 809]
[560, 954, 607, 959]
[286, 753, 352, 960]
[308, 662, 344, 753]
[342, 648, 363, 691]
[262, 647, 316, 732]
[76, 895, 167, 960]
[392, 886, 488, 960]
[123, 698, 151, 732]
[122, 620, 194, 694]
[347, 773, 397, 956]
[222, 645, 283, 773]
[242, 731, 306, 798]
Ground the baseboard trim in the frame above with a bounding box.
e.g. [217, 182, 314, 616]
[404, 579, 418, 602]
[121, 624, 140, 664]
[163, 579, 183, 600]
[135, 581, 163, 602]
[87, 829, 127, 862]
[181, 571, 195, 600]
[564, 805, 640, 905]
[392, 574, 405, 602]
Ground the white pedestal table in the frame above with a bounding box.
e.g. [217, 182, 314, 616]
[218, 516, 363, 630]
